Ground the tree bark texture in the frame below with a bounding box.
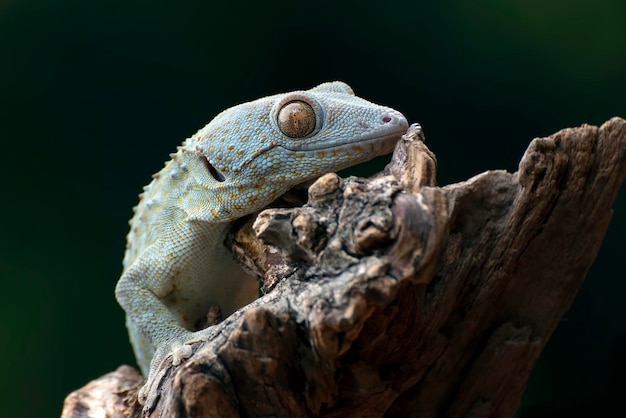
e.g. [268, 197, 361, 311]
[62, 118, 626, 418]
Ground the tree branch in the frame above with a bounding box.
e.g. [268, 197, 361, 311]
[62, 118, 626, 418]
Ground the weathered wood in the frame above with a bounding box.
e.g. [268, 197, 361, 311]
[61, 365, 143, 418]
[61, 118, 626, 418]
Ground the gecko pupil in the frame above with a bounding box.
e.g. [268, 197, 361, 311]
[200, 156, 225, 182]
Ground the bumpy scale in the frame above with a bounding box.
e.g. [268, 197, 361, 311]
[115, 81, 408, 401]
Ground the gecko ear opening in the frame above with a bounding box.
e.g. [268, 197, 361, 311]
[200, 156, 225, 182]
[311, 81, 355, 96]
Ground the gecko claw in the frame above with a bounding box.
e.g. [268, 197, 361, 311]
[170, 341, 193, 366]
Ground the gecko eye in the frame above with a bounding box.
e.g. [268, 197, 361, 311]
[277, 100, 316, 138]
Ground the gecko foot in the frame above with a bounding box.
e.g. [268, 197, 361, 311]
[138, 331, 213, 406]
[137, 339, 195, 406]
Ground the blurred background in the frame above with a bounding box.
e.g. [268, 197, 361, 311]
[1, 0, 624, 416]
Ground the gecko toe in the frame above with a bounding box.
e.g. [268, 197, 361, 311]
[170, 341, 193, 366]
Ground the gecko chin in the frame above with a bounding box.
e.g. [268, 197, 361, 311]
[283, 127, 408, 155]
[342, 132, 404, 157]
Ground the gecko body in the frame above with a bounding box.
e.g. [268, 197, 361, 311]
[115, 81, 408, 400]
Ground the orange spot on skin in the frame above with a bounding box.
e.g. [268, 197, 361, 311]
[351, 145, 364, 153]
[234, 204, 243, 211]
[316, 150, 326, 158]
[253, 184, 262, 190]
[216, 195, 224, 204]
[249, 195, 258, 204]
[279, 175, 286, 182]
[211, 208, 218, 218]
[227, 145, 234, 151]
[229, 193, 237, 199]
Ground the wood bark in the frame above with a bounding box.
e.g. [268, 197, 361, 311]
[62, 118, 626, 418]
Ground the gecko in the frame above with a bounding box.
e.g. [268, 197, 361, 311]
[115, 81, 409, 401]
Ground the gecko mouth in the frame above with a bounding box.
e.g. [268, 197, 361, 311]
[280, 128, 408, 152]
[279, 114, 409, 152]
[237, 129, 406, 171]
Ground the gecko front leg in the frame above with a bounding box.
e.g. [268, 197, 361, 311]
[116, 205, 257, 401]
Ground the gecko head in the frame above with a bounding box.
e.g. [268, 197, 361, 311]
[187, 81, 408, 220]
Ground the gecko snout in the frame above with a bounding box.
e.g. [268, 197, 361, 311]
[381, 111, 409, 132]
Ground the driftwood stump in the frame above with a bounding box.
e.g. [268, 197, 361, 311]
[62, 118, 626, 418]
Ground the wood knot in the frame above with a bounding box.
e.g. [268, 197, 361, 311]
[353, 209, 396, 254]
[308, 173, 342, 205]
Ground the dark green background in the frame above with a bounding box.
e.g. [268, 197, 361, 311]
[2, 1, 624, 417]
